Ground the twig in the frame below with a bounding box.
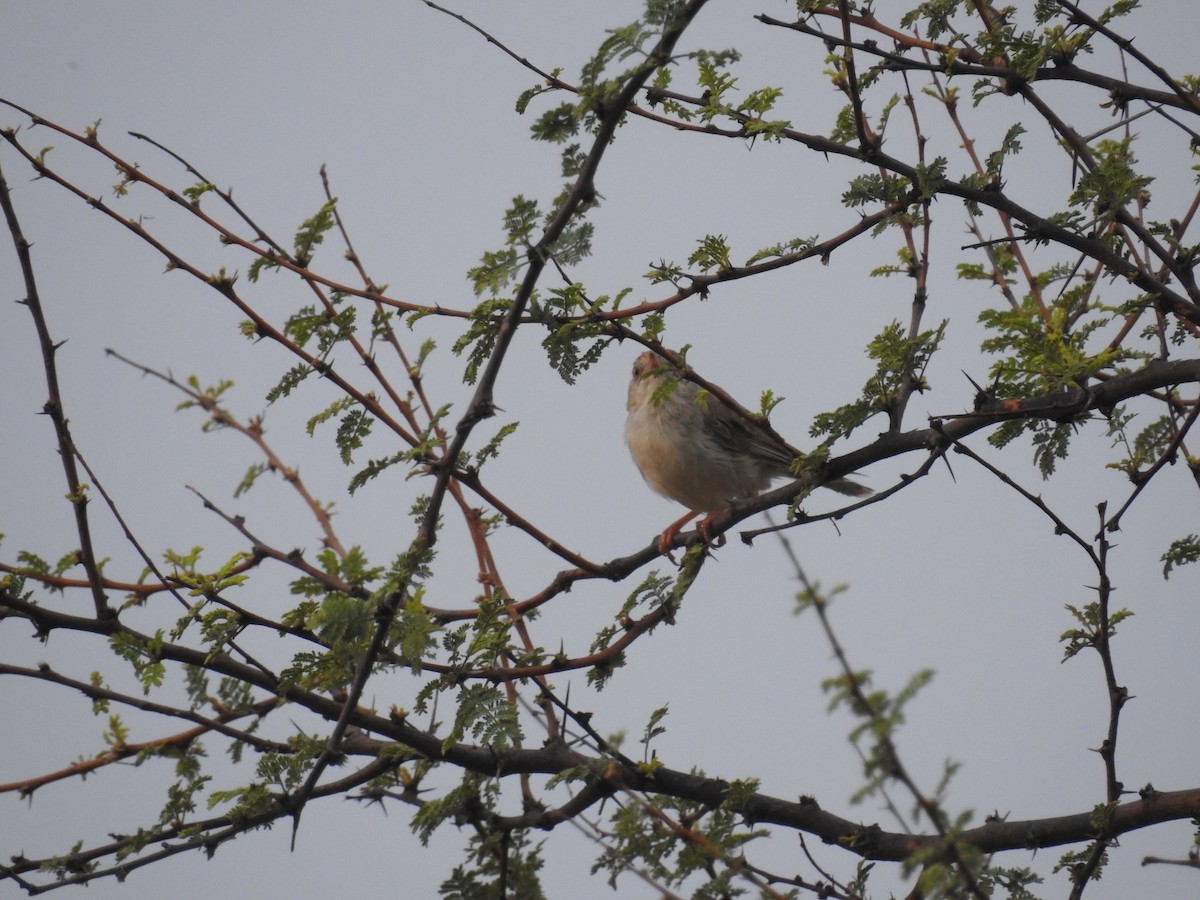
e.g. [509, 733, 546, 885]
[0, 154, 112, 619]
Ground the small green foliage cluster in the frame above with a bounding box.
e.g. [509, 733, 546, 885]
[900, 0, 1139, 96]
[12, 547, 86, 595]
[108, 629, 167, 695]
[1054, 843, 1109, 884]
[247, 198, 338, 281]
[592, 783, 766, 896]
[811, 320, 946, 440]
[1061, 601, 1134, 661]
[439, 826, 547, 899]
[1160, 534, 1200, 579]
[1105, 407, 1175, 479]
[1069, 138, 1154, 230]
[648, 53, 791, 141]
[824, 665, 938, 804]
[283, 303, 358, 360]
[588, 572, 675, 690]
[979, 290, 1135, 476]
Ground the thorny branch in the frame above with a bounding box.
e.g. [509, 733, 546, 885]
[0, 156, 111, 620]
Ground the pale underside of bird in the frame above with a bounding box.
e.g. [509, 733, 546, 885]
[625, 350, 870, 555]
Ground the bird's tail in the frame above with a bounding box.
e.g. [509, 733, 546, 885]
[825, 477, 872, 498]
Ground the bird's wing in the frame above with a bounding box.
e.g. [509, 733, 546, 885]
[703, 405, 794, 471]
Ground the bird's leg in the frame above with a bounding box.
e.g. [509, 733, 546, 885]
[658, 509, 729, 560]
[695, 511, 727, 549]
[658, 509, 700, 558]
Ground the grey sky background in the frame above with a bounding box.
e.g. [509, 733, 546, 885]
[2, 2, 1199, 898]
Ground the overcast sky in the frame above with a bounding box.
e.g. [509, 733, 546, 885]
[3, 2, 1199, 898]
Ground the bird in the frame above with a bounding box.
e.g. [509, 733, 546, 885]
[624, 350, 871, 555]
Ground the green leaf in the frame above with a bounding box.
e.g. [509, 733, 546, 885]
[687, 234, 732, 273]
[392, 592, 440, 671]
[312, 593, 371, 648]
[745, 235, 816, 266]
[1162, 535, 1200, 579]
[472, 421, 519, 469]
[306, 397, 357, 436]
[443, 684, 522, 754]
[1068, 137, 1153, 219]
[454, 297, 514, 384]
[233, 462, 268, 498]
[181, 181, 217, 203]
[335, 408, 374, 465]
[811, 320, 946, 441]
[108, 630, 167, 695]
[842, 172, 910, 208]
[985, 124, 1026, 177]
[266, 363, 313, 404]
[292, 198, 338, 267]
[347, 452, 409, 495]
[1060, 601, 1134, 659]
[530, 101, 579, 144]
